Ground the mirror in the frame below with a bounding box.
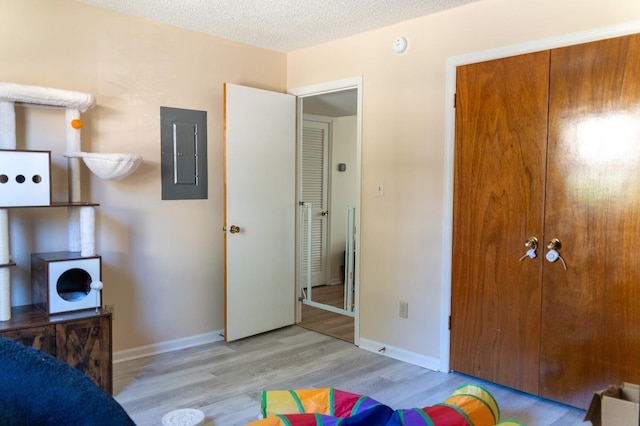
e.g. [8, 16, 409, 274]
[297, 89, 358, 324]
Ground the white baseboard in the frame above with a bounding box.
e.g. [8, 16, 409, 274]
[358, 338, 442, 372]
[114, 331, 442, 373]
[113, 329, 225, 364]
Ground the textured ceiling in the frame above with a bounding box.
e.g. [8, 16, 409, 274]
[74, 0, 481, 52]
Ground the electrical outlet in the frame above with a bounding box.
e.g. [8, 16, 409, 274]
[104, 304, 115, 320]
[399, 301, 408, 319]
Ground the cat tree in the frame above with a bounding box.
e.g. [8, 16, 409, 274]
[0, 82, 141, 320]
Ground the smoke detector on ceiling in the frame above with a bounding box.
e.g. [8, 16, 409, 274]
[393, 36, 408, 54]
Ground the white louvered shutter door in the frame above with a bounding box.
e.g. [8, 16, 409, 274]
[301, 119, 329, 286]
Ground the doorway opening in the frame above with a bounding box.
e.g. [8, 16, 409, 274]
[289, 78, 362, 345]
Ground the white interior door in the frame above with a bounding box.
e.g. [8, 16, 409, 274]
[224, 83, 296, 342]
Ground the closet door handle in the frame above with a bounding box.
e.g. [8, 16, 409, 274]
[525, 237, 539, 249]
[547, 238, 561, 250]
[519, 236, 539, 261]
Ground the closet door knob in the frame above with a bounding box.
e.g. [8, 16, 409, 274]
[519, 237, 539, 261]
[547, 238, 561, 250]
[524, 237, 539, 249]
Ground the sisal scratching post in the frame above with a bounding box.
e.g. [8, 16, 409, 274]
[80, 206, 95, 257]
[0, 101, 16, 149]
[66, 108, 82, 203]
[66, 108, 82, 252]
[68, 207, 81, 252]
[0, 209, 10, 321]
[0, 209, 8, 263]
[0, 269, 10, 321]
[0, 99, 15, 321]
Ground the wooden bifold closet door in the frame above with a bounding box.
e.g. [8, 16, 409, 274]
[450, 50, 549, 397]
[451, 34, 640, 409]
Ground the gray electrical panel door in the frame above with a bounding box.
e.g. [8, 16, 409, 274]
[160, 106, 207, 200]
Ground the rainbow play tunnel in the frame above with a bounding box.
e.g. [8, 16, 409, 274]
[248, 384, 524, 425]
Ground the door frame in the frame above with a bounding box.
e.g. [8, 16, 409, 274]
[440, 21, 640, 372]
[289, 76, 363, 345]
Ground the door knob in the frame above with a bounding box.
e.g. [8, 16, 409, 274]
[524, 237, 539, 249]
[229, 225, 241, 234]
[547, 238, 561, 250]
[519, 236, 539, 261]
[321, 210, 329, 216]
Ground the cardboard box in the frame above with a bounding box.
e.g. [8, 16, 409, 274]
[585, 383, 640, 426]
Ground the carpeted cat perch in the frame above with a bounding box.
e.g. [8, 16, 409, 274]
[249, 386, 524, 425]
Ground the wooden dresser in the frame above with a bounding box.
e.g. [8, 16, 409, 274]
[0, 305, 112, 394]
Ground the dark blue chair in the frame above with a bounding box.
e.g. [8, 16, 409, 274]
[0, 337, 135, 425]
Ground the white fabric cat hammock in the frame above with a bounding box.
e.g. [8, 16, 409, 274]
[0, 82, 141, 320]
[62, 151, 142, 181]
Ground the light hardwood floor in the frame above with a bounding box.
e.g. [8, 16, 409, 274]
[299, 284, 354, 343]
[114, 326, 587, 426]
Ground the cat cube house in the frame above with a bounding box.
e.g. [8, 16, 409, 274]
[0, 150, 51, 207]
